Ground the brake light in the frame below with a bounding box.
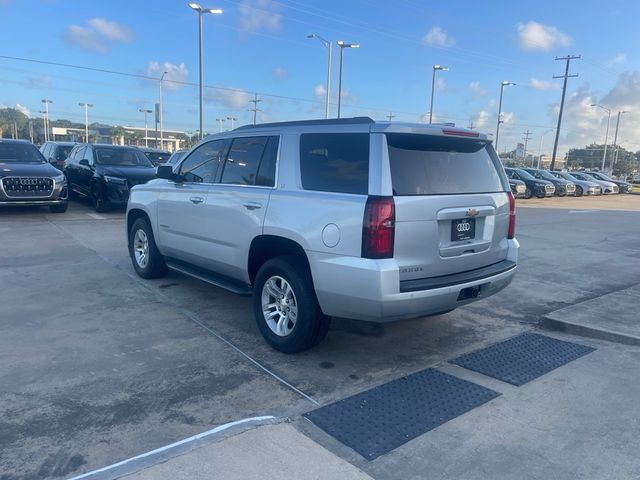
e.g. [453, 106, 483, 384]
[507, 192, 516, 239]
[442, 128, 480, 137]
[362, 196, 395, 259]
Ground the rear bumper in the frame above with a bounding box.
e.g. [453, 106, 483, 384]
[310, 238, 519, 322]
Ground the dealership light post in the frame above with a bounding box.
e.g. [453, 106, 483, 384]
[189, 2, 223, 140]
[612, 110, 628, 166]
[537, 129, 554, 168]
[41, 99, 52, 142]
[337, 40, 359, 119]
[216, 118, 225, 132]
[78, 102, 93, 143]
[495, 81, 515, 152]
[139, 108, 153, 147]
[429, 65, 449, 124]
[590, 103, 611, 171]
[226, 116, 237, 130]
[159, 71, 167, 151]
[307, 33, 332, 119]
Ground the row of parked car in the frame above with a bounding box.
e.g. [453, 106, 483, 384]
[505, 167, 633, 199]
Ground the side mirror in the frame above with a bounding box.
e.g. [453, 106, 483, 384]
[157, 165, 180, 181]
[79, 159, 90, 166]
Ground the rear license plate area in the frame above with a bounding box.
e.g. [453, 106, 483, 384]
[457, 284, 486, 301]
[451, 218, 475, 242]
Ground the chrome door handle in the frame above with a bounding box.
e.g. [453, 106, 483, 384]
[243, 201, 262, 210]
[189, 196, 204, 204]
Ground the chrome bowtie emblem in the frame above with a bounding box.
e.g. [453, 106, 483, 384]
[466, 208, 479, 217]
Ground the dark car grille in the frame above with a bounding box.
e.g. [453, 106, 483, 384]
[2, 177, 54, 197]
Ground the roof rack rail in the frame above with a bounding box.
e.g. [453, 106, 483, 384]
[234, 116, 375, 131]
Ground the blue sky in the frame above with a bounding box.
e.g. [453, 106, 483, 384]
[1, 0, 639, 154]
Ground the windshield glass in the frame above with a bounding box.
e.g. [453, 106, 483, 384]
[0, 142, 46, 163]
[591, 172, 612, 181]
[56, 145, 74, 161]
[387, 134, 505, 195]
[514, 168, 536, 181]
[534, 169, 557, 181]
[570, 172, 590, 181]
[94, 148, 153, 167]
[167, 151, 187, 165]
[555, 172, 575, 181]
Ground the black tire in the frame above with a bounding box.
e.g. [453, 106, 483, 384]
[535, 190, 545, 198]
[253, 256, 330, 354]
[49, 202, 68, 213]
[575, 186, 583, 197]
[91, 184, 111, 213]
[128, 217, 168, 279]
[524, 187, 532, 199]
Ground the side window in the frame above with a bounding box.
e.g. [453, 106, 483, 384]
[220, 136, 269, 186]
[83, 147, 94, 164]
[179, 139, 229, 183]
[42, 143, 51, 159]
[73, 146, 86, 163]
[255, 136, 279, 187]
[299, 133, 369, 195]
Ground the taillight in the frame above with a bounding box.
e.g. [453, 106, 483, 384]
[507, 192, 516, 239]
[442, 128, 480, 137]
[362, 196, 395, 259]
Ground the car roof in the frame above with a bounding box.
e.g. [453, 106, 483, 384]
[0, 138, 33, 145]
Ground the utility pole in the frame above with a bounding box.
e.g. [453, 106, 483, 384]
[612, 110, 628, 166]
[387, 112, 395, 121]
[248, 93, 262, 125]
[550, 55, 580, 172]
[522, 130, 532, 166]
[468, 121, 475, 130]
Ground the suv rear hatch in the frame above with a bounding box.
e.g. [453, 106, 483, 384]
[382, 129, 512, 285]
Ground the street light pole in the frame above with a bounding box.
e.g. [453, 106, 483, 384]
[429, 65, 449, 124]
[337, 40, 360, 119]
[226, 116, 238, 130]
[78, 103, 93, 143]
[495, 81, 515, 152]
[590, 104, 611, 171]
[159, 71, 167, 151]
[139, 109, 152, 147]
[216, 118, 225, 132]
[189, 3, 223, 140]
[537, 129, 554, 168]
[41, 99, 52, 142]
[307, 34, 332, 119]
[612, 110, 628, 166]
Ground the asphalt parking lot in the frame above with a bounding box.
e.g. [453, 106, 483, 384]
[2, 195, 640, 479]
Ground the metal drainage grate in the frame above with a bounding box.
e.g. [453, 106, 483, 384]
[450, 332, 596, 386]
[304, 369, 499, 460]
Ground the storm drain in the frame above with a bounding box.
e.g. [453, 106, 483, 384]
[304, 369, 499, 460]
[450, 332, 596, 386]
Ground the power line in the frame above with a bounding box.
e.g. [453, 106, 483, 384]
[550, 55, 581, 171]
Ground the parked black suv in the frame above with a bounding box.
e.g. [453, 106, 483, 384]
[65, 144, 157, 212]
[522, 167, 576, 196]
[504, 167, 555, 198]
[40, 141, 77, 171]
[137, 147, 171, 166]
[0, 139, 68, 212]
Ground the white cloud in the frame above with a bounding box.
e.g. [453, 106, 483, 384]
[27, 75, 53, 89]
[529, 77, 560, 90]
[608, 53, 627, 67]
[272, 67, 288, 81]
[205, 87, 251, 109]
[314, 84, 326, 100]
[63, 17, 133, 54]
[239, 0, 282, 37]
[145, 61, 189, 90]
[422, 26, 454, 48]
[15, 104, 30, 116]
[517, 21, 571, 52]
[470, 110, 490, 130]
[468, 81, 487, 97]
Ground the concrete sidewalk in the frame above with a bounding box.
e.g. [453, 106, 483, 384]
[119, 423, 373, 480]
[542, 283, 640, 345]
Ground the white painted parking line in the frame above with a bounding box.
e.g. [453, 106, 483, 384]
[568, 210, 600, 214]
[67, 415, 276, 480]
[86, 213, 106, 220]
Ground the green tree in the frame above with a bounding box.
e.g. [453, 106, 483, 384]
[0, 108, 30, 139]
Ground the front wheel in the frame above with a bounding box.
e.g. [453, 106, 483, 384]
[253, 256, 330, 353]
[575, 186, 583, 197]
[91, 184, 111, 213]
[128, 217, 168, 279]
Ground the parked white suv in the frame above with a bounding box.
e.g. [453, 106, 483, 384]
[127, 118, 518, 353]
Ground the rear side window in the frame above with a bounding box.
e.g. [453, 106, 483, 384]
[220, 136, 274, 186]
[300, 133, 369, 195]
[387, 134, 505, 195]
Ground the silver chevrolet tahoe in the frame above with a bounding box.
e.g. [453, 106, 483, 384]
[126, 117, 518, 353]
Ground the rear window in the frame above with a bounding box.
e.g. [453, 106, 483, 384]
[387, 134, 505, 196]
[300, 133, 369, 195]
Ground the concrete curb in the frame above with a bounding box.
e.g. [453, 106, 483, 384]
[540, 316, 640, 346]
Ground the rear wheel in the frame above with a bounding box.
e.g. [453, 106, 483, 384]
[575, 186, 583, 197]
[253, 256, 329, 353]
[128, 217, 168, 279]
